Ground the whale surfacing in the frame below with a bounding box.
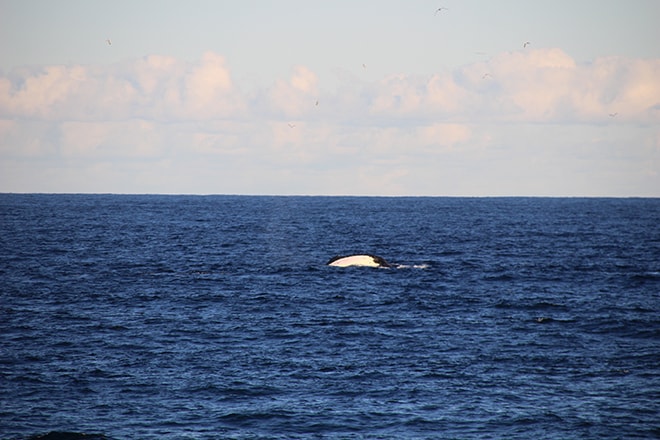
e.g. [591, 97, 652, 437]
[327, 254, 392, 268]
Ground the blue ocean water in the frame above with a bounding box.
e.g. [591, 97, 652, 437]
[1, 194, 659, 440]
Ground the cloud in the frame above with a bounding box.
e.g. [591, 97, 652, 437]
[59, 120, 161, 158]
[1, 48, 658, 125]
[474, 49, 660, 123]
[359, 48, 660, 124]
[262, 65, 320, 118]
[0, 51, 246, 122]
[182, 52, 242, 119]
[0, 49, 658, 195]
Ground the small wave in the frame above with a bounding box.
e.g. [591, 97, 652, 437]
[534, 317, 555, 324]
[18, 432, 118, 440]
[628, 271, 660, 283]
[530, 301, 569, 310]
[495, 301, 568, 311]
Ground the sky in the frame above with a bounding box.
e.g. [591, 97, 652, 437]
[1, 0, 659, 196]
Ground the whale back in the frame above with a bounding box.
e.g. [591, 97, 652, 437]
[327, 254, 391, 268]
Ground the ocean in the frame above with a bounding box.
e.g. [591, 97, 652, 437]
[1, 194, 658, 439]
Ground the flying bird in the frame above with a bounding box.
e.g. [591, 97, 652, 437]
[609, 112, 618, 117]
[288, 123, 296, 128]
[435, 7, 448, 14]
[523, 41, 531, 48]
[106, 38, 112, 45]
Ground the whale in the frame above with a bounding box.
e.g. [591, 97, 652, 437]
[326, 254, 392, 268]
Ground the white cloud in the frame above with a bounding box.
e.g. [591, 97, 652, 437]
[2, 48, 658, 125]
[0, 49, 658, 195]
[474, 49, 660, 123]
[417, 123, 472, 151]
[0, 51, 245, 122]
[263, 65, 320, 118]
[182, 52, 243, 119]
[59, 120, 161, 158]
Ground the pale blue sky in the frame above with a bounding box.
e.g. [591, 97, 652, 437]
[1, 0, 659, 195]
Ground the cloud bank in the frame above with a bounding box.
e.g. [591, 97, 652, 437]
[1, 49, 659, 195]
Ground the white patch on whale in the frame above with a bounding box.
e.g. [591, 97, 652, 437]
[326, 254, 392, 268]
